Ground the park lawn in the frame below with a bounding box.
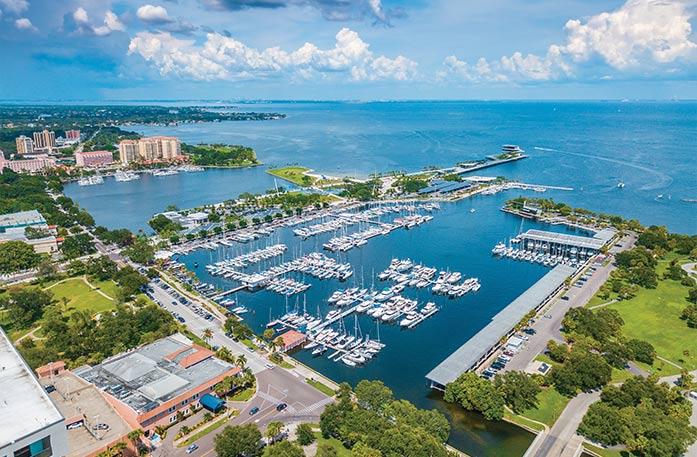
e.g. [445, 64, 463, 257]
[504, 411, 546, 432]
[229, 386, 255, 402]
[90, 278, 120, 299]
[610, 367, 634, 383]
[521, 387, 569, 427]
[177, 416, 230, 448]
[607, 275, 697, 371]
[306, 378, 336, 397]
[313, 433, 353, 457]
[267, 167, 316, 186]
[583, 442, 627, 457]
[48, 278, 116, 316]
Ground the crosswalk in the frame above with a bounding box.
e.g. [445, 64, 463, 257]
[258, 391, 282, 403]
[294, 397, 334, 415]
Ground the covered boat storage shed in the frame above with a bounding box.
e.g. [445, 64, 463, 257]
[425, 264, 575, 390]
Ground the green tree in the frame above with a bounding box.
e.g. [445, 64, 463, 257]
[315, 443, 338, 457]
[60, 233, 95, 259]
[123, 240, 155, 264]
[6, 288, 53, 328]
[295, 423, 315, 446]
[493, 371, 542, 414]
[214, 424, 262, 457]
[265, 440, 304, 457]
[0, 240, 40, 274]
[265, 421, 284, 444]
[626, 339, 656, 365]
[551, 350, 612, 396]
[444, 372, 505, 420]
[354, 380, 394, 413]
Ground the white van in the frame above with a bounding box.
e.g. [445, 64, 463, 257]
[689, 391, 697, 400]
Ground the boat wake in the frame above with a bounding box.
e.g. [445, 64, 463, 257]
[533, 146, 673, 191]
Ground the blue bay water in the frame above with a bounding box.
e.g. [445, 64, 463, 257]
[63, 101, 697, 456]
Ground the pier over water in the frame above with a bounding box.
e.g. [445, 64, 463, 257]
[426, 264, 575, 390]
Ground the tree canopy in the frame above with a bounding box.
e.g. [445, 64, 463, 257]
[214, 424, 262, 457]
[0, 240, 40, 274]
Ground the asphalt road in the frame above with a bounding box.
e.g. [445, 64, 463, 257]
[149, 281, 334, 456]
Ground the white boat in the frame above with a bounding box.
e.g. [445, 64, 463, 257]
[153, 168, 179, 177]
[399, 311, 420, 327]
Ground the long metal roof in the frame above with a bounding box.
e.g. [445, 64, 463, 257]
[426, 264, 575, 387]
[519, 229, 611, 250]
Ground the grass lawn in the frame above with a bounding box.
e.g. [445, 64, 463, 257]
[178, 417, 229, 447]
[521, 387, 569, 427]
[633, 359, 681, 377]
[90, 278, 119, 299]
[610, 367, 634, 383]
[607, 273, 697, 370]
[229, 386, 255, 402]
[313, 433, 353, 457]
[504, 410, 546, 432]
[583, 442, 628, 457]
[48, 278, 115, 315]
[306, 378, 336, 397]
[267, 167, 316, 186]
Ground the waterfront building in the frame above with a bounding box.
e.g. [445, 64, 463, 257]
[74, 333, 240, 431]
[517, 229, 615, 258]
[0, 209, 59, 254]
[0, 150, 57, 174]
[118, 136, 181, 164]
[65, 130, 81, 140]
[33, 129, 56, 150]
[15, 135, 34, 155]
[118, 140, 139, 164]
[75, 150, 114, 167]
[276, 330, 307, 352]
[0, 327, 69, 457]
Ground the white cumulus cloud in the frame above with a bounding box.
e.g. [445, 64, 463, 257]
[441, 0, 697, 83]
[14, 17, 36, 31]
[128, 28, 417, 82]
[136, 4, 174, 24]
[73, 7, 125, 36]
[0, 0, 28, 14]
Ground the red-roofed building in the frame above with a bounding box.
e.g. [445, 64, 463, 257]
[75, 150, 114, 167]
[275, 330, 307, 352]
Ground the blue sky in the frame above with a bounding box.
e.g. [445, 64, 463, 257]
[0, 0, 695, 100]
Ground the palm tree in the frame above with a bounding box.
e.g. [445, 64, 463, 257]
[202, 328, 213, 344]
[127, 429, 144, 455]
[236, 354, 246, 369]
[265, 421, 284, 445]
[112, 441, 127, 456]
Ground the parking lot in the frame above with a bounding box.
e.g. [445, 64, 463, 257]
[479, 233, 637, 377]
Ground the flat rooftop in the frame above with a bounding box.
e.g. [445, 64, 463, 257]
[519, 229, 613, 250]
[426, 264, 575, 387]
[75, 333, 236, 415]
[39, 371, 132, 457]
[0, 209, 46, 230]
[0, 327, 65, 448]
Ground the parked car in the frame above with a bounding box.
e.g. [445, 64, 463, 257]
[177, 316, 186, 323]
[544, 314, 553, 319]
[276, 403, 288, 411]
[44, 384, 56, 393]
[186, 444, 199, 454]
[249, 406, 260, 415]
[92, 423, 109, 430]
[523, 328, 537, 335]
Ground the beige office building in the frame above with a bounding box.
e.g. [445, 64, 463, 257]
[15, 135, 34, 155]
[118, 136, 181, 163]
[33, 130, 56, 150]
[118, 140, 139, 164]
